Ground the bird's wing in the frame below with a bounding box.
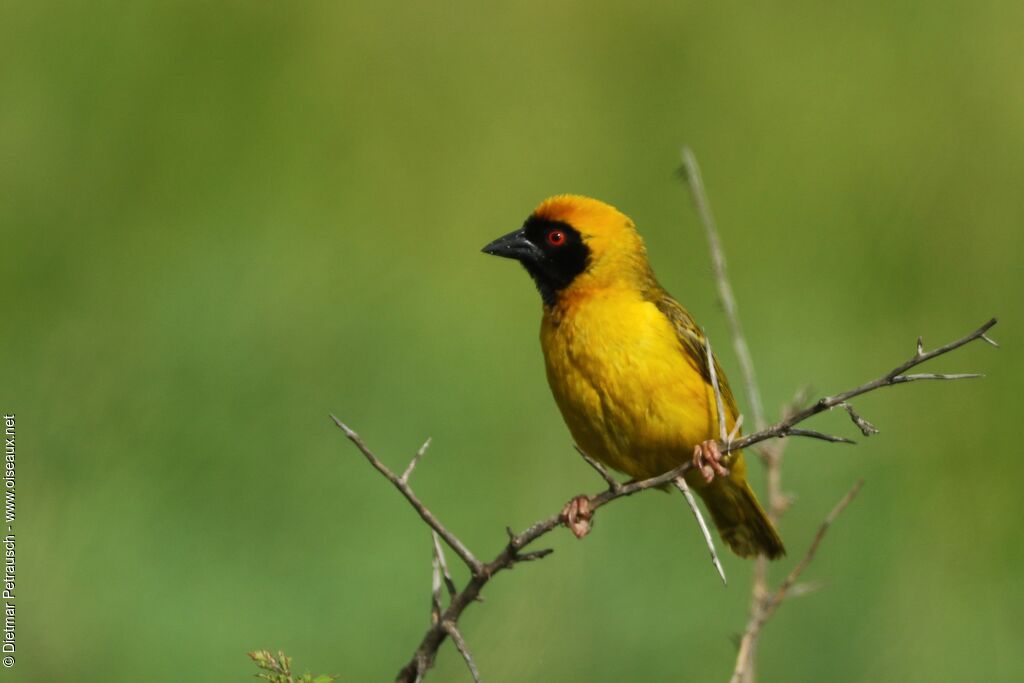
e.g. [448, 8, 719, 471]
[650, 290, 740, 419]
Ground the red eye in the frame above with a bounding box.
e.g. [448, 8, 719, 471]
[547, 230, 566, 247]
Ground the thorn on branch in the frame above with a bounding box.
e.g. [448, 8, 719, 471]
[430, 544, 443, 625]
[673, 476, 727, 585]
[702, 330, 729, 444]
[784, 428, 856, 444]
[727, 414, 744, 445]
[574, 444, 622, 493]
[402, 437, 433, 484]
[892, 372, 983, 383]
[722, 318, 997, 458]
[443, 621, 482, 683]
[788, 581, 824, 599]
[330, 414, 358, 440]
[516, 548, 554, 562]
[838, 402, 879, 436]
[432, 532, 458, 598]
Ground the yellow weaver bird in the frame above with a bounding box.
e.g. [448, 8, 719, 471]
[483, 195, 784, 559]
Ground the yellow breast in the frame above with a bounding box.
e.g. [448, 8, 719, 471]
[540, 288, 730, 480]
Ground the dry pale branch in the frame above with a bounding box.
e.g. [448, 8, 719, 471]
[670, 330, 731, 585]
[333, 313, 994, 680]
[442, 622, 481, 683]
[705, 330, 730, 445]
[681, 147, 768, 432]
[729, 480, 864, 683]
[431, 531, 458, 600]
[678, 147, 996, 683]
[402, 437, 432, 484]
[673, 475, 727, 584]
[741, 391, 805, 682]
[716, 317, 996, 457]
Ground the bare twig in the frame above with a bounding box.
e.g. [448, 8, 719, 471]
[573, 444, 622, 493]
[681, 147, 767, 432]
[839, 402, 879, 437]
[704, 331, 730, 443]
[430, 540, 444, 625]
[730, 480, 864, 683]
[364, 429, 714, 681]
[516, 548, 554, 562]
[744, 407, 795, 683]
[893, 372, 982, 382]
[717, 317, 997, 457]
[769, 480, 863, 609]
[329, 416, 483, 576]
[432, 532, 457, 599]
[663, 330, 731, 584]
[784, 428, 856, 444]
[682, 148, 784, 683]
[443, 622, 482, 683]
[674, 476, 727, 584]
[786, 581, 824, 599]
[402, 437, 433, 483]
[727, 414, 744, 445]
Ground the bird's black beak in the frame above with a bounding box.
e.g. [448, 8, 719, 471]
[481, 228, 540, 263]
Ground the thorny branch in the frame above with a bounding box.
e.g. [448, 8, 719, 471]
[331, 314, 995, 682]
[716, 317, 996, 457]
[329, 152, 997, 683]
[679, 146, 995, 683]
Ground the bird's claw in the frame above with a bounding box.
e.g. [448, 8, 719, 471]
[561, 495, 593, 539]
[693, 440, 730, 484]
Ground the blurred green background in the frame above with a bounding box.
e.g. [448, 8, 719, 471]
[3, 1, 1022, 681]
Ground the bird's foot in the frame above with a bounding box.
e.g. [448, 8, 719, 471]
[561, 495, 593, 539]
[693, 440, 730, 484]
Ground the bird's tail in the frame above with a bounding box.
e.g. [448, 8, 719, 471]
[696, 473, 785, 559]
